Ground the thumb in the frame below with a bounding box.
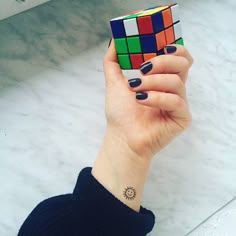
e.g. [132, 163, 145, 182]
[103, 39, 124, 86]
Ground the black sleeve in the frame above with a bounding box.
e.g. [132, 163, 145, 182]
[18, 167, 155, 236]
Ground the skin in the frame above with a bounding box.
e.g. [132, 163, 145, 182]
[92, 40, 193, 212]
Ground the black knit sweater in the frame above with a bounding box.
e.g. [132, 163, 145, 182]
[18, 167, 155, 236]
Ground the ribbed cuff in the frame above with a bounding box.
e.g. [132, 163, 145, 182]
[73, 167, 155, 236]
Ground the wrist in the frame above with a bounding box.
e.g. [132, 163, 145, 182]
[92, 126, 151, 212]
[98, 125, 152, 170]
[106, 125, 156, 161]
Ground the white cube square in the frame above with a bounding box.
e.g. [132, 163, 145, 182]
[124, 18, 139, 36]
[171, 4, 180, 23]
[173, 22, 182, 40]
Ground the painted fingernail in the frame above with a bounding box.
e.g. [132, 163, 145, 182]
[128, 78, 142, 88]
[140, 61, 153, 74]
[165, 45, 177, 54]
[136, 92, 148, 100]
[108, 38, 112, 48]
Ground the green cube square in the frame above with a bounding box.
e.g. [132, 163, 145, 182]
[114, 38, 128, 54]
[174, 38, 184, 46]
[124, 13, 142, 19]
[127, 37, 142, 53]
[117, 55, 131, 69]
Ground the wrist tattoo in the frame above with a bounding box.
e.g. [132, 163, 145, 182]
[123, 187, 136, 200]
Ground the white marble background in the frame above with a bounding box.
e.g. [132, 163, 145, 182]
[188, 197, 236, 235]
[0, 0, 235, 235]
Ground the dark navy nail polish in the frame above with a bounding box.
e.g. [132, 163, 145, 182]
[157, 48, 165, 56]
[128, 78, 142, 88]
[136, 92, 148, 100]
[140, 61, 153, 74]
[165, 45, 177, 53]
[108, 38, 112, 48]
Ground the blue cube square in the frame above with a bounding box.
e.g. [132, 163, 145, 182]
[140, 35, 157, 53]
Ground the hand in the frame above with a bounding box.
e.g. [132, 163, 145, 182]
[103, 41, 193, 161]
[92, 42, 193, 211]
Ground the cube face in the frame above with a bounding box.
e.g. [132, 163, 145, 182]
[110, 3, 184, 70]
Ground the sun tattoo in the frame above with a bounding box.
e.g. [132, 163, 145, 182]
[123, 187, 136, 200]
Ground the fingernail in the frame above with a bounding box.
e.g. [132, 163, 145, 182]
[128, 78, 142, 88]
[136, 92, 148, 100]
[108, 38, 112, 48]
[165, 45, 177, 54]
[140, 61, 153, 74]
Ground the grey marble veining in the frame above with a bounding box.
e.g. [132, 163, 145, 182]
[187, 197, 236, 235]
[0, 0, 236, 235]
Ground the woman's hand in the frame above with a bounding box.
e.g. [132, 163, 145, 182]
[103, 41, 193, 161]
[92, 41, 193, 211]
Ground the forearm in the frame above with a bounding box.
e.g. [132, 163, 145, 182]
[92, 126, 151, 212]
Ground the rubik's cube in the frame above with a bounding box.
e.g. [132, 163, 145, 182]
[110, 3, 184, 70]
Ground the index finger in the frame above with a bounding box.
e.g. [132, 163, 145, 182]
[164, 44, 194, 66]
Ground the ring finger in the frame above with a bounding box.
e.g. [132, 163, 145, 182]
[128, 74, 186, 100]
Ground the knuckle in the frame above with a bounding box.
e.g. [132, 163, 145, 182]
[189, 56, 194, 66]
[173, 95, 184, 107]
[177, 45, 194, 66]
[175, 44, 185, 56]
[172, 74, 183, 87]
[182, 57, 190, 70]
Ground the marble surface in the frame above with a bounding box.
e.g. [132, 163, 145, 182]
[187, 197, 236, 236]
[0, 0, 235, 235]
